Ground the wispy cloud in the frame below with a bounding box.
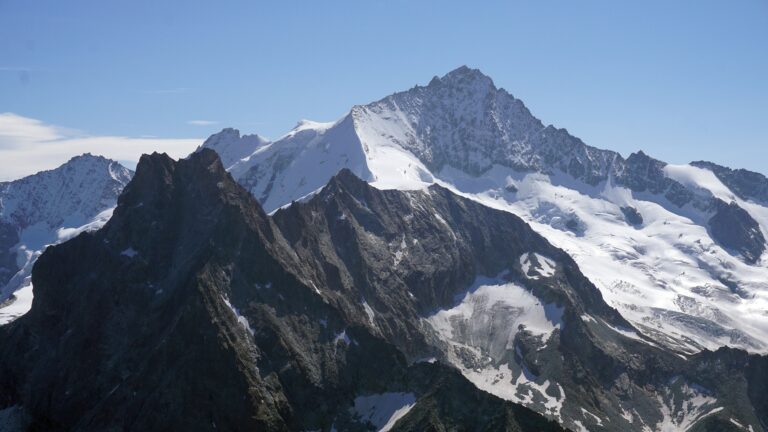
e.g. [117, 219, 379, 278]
[0, 113, 202, 181]
[187, 120, 219, 126]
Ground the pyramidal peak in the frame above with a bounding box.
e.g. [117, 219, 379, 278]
[429, 65, 497, 90]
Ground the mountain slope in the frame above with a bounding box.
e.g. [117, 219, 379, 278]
[2, 150, 764, 431]
[0, 154, 132, 324]
[0, 150, 566, 432]
[222, 66, 768, 356]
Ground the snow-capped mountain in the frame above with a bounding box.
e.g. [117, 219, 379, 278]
[0, 154, 132, 323]
[4, 150, 765, 431]
[5, 66, 761, 430]
[207, 66, 768, 359]
[197, 127, 269, 170]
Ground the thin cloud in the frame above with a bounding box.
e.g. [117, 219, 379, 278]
[0, 113, 202, 181]
[187, 120, 219, 126]
[0, 112, 65, 147]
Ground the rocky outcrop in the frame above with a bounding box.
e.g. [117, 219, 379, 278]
[0, 222, 18, 289]
[620, 206, 643, 226]
[709, 199, 766, 263]
[693, 160, 768, 204]
[615, 151, 694, 207]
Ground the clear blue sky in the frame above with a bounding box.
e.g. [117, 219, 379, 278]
[1, 0, 767, 174]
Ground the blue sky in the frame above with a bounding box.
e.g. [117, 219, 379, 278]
[1, 0, 767, 179]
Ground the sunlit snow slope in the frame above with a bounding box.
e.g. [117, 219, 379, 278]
[207, 66, 768, 356]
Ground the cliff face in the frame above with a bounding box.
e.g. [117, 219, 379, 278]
[0, 150, 564, 431]
[0, 150, 765, 431]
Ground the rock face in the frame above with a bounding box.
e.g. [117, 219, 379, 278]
[352, 66, 619, 185]
[692, 160, 768, 204]
[0, 154, 133, 322]
[1, 150, 765, 431]
[709, 200, 766, 264]
[0, 150, 564, 431]
[620, 206, 643, 226]
[0, 222, 19, 289]
[616, 151, 695, 207]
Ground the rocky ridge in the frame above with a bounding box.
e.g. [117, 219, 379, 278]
[1, 150, 765, 431]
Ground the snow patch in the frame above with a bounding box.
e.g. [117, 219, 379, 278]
[519, 253, 556, 279]
[656, 378, 722, 432]
[0, 283, 33, 325]
[427, 274, 563, 346]
[426, 273, 566, 421]
[334, 330, 353, 346]
[120, 248, 138, 258]
[362, 299, 376, 326]
[351, 392, 416, 432]
[221, 296, 254, 336]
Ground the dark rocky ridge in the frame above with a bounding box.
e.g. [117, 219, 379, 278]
[709, 200, 766, 264]
[0, 150, 564, 431]
[615, 151, 695, 207]
[0, 150, 765, 431]
[0, 222, 19, 288]
[692, 161, 768, 204]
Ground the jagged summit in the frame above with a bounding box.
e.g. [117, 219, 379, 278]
[430, 65, 497, 90]
[66, 152, 113, 164]
[1, 153, 130, 187]
[0, 153, 132, 229]
[198, 127, 269, 170]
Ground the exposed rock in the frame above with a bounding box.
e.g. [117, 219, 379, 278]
[616, 151, 693, 207]
[620, 206, 644, 226]
[692, 161, 768, 204]
[0, 222, 19, 288]
[708, 200, 766, 263]
[0, 150, 563, 431]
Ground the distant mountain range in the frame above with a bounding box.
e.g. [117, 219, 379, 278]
[1, 67, 767, 431]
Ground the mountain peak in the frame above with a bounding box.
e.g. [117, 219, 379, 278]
[432, 65, 496, 91]
[199, 128, 269, 170]
[321, 167, 370, 200]
[67, 152, 104, 162]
